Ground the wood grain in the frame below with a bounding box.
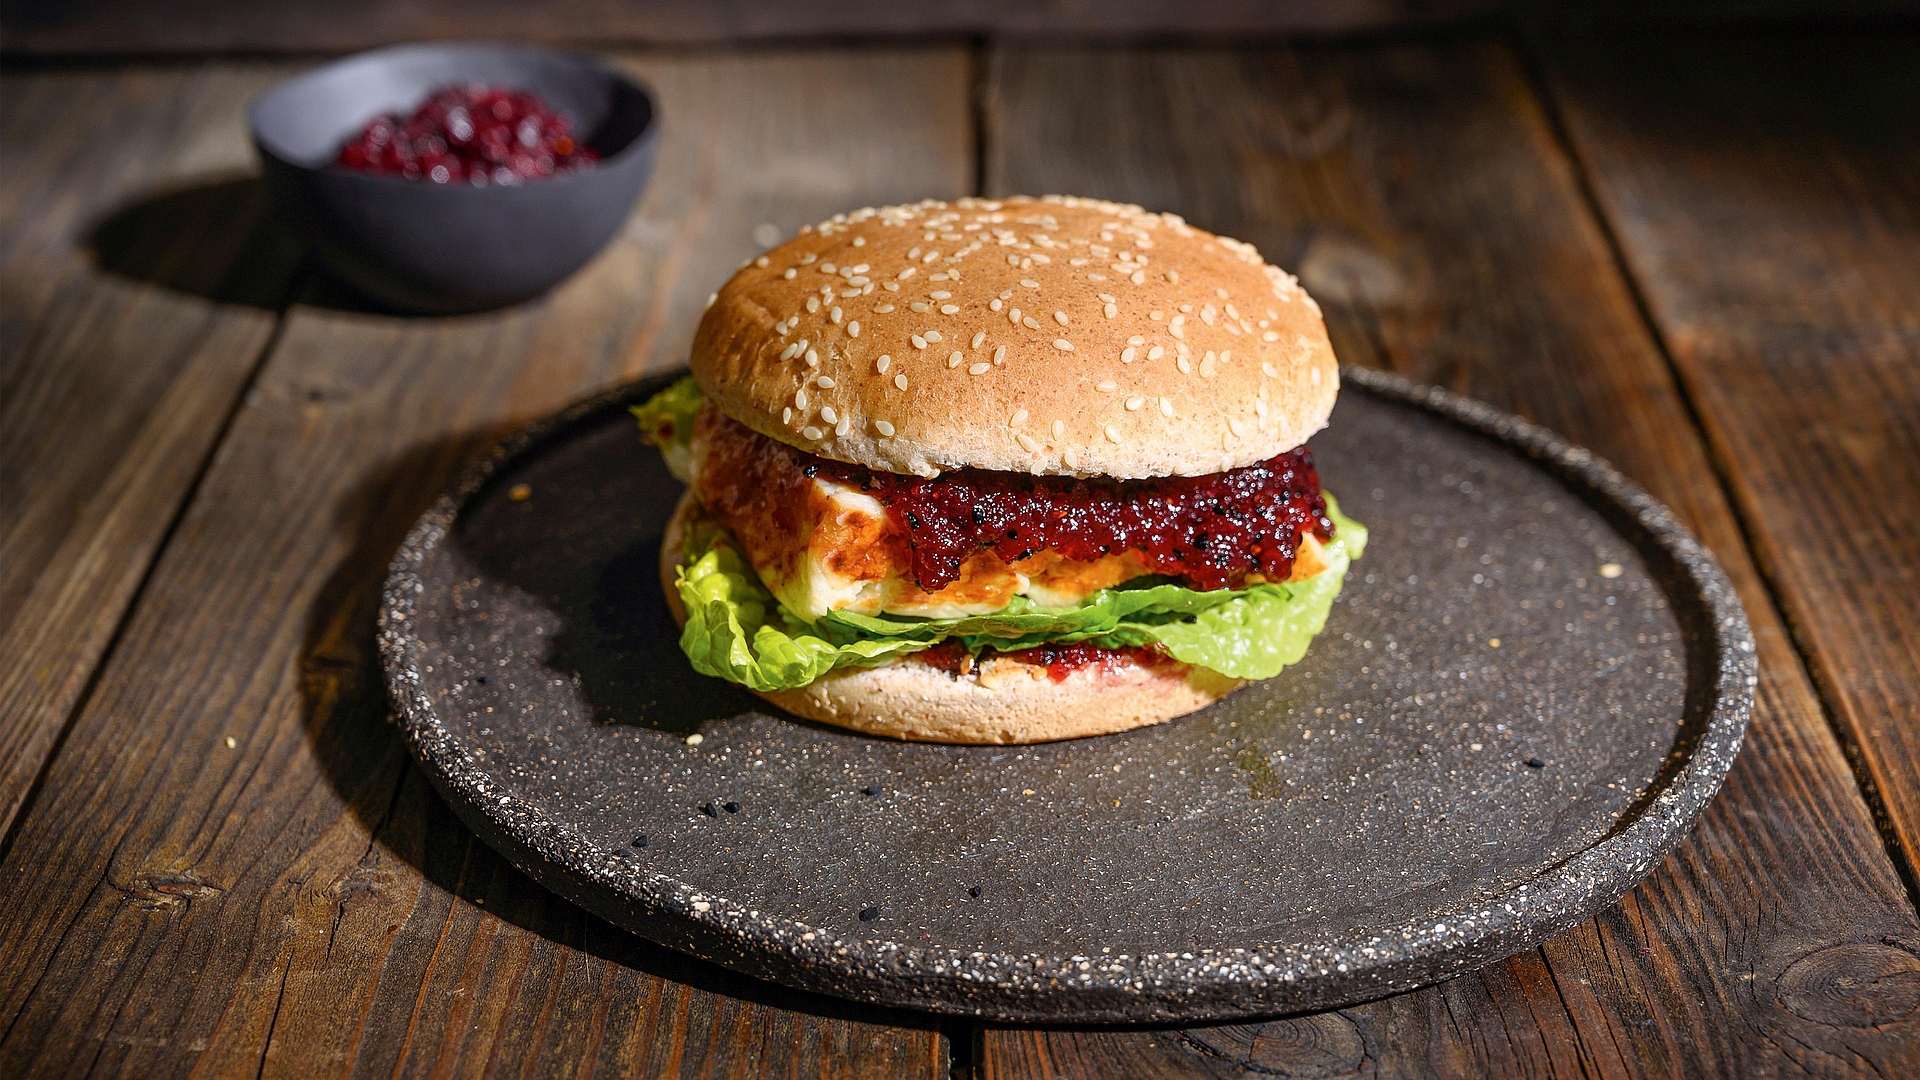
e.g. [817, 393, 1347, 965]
[0, 48, 971, 1078]
[1542, 27, 1920, 901]
[0, 64, 305, 845]
[0, 0, 1498, 56]
[980, 42, 1920, 1079]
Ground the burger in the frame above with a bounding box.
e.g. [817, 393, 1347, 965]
[636, 196, 1365, 744]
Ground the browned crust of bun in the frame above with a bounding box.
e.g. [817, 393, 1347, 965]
[691, 195, 1337, 480]
[660, 492, 1240, 744]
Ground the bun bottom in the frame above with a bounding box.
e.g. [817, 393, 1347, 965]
[659, 492, 1242, 744]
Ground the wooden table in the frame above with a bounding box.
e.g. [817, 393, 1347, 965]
[4, 24, 1919, 1079]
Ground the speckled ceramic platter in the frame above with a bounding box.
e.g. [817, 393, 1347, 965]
[379, 367, 1753, 1023]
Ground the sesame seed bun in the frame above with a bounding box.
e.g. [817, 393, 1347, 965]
[691, 195, 1337, 479]
[661, 492, 1240, 743]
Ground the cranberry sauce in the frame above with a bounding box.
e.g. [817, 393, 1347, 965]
[916, 641, 1170, 683]
[818, 447, 1332, 593]
[336, 85, 599, 184]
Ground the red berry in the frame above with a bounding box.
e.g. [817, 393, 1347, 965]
[334, 84, 599, 181]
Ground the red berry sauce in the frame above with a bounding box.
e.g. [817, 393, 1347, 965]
[335, 84, 599, 184]
[819, 448, 1332, 593]
[915, 641, 1171, 683]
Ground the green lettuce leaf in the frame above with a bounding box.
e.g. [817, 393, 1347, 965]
[670, 491, 1367, 690]
[632, 375, 702, 482]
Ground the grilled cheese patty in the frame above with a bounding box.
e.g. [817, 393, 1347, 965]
[688, 403, 1327, 621]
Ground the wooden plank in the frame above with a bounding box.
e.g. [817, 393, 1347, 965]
[0, 48, 970, 1078]
[0, 64, 305, 843]
[1542, 28, 1920, 901]
[980, 42, 1920, 1079]
[1, 0, 1498, 56]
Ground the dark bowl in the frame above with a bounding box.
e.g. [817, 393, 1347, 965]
[250, 42, 658, 314]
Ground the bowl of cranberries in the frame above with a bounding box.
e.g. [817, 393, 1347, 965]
[251, 43, 658, 313]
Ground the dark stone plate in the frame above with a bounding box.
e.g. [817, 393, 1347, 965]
[379, 367, 1754, 1023]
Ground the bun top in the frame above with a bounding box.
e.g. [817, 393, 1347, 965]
[689, 195, 1338, 479]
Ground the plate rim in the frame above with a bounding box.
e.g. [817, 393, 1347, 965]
[377, 366, 1756, 1022]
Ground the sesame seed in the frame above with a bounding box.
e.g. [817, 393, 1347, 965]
[1054, 310, 1069, 326]
[800, 253, 817, 265]
[924, 330, 943, 342]
[1104, 424, 1124, 443]
[1150, 310, 1165, 321]
[1128, 335, 1145, 346]
[1125, 396, 1144, 411]
[1053, 338, 1074, 351]
[783, 268, 797, 279]
[1228, 417, 1247, 437]
[1147, 346, 1165, 361]
[1170, 316, 1186, 339]
[876, 355, 891, 374]
[840, 288, 861, 298]
[898, 268, 917, 279]
[1010, 409, 1028, 427]
[971, 331, 986, 348]
[1176, 356, 1192, 374]
[1160, 397, 1174, 416]
[911, 335, 927, 350]
[969, 362, 990, 375]
[848, 321, 861, 337]
[1097, 380, 1117, 392]
[830, 306, 843, 324]
[806, 349, 819, 366]
[836, 413, 852, 436]
[1009, 307, 1022, 325]
[821, 262, 836, 274]
[1255, 398, 1268, 416]
[1121, 347, 1136, 364]
[802, 426, 824, 441]
[821, 406, 839, 424]
[1015, 432, 1039, 452]
[1104, 303, 1118, 319]
[806, 297, 820, 313]
[874, 304, 895, 314]
[780, 343, 800, 361]
[941, 304, 960, 315]
[1098, 293, 1117, 303]
[1089, 273, 1106, 281]
[1262, 362, 1278, 377]
[1020, 279, 1040, 289]
[795, 388, 809, 409]
[894, 374, 908, 390]
[1024, 316, 1042, 330]
[875, 419, 895, 436]
[882, 281, 899, 292]
[1263, 330, 1281, 342]
[993, 345, 1007, 365]
[1220, 350, 1231, 363]
[930, 290, 952, 299]
[782, 407, 792, 423]
[948, 351, 964, 368]
[817, 376, 836, 388]
[1063, 448, 1081, 469]
[911, 302, 931, 313]
[853, 236, 866, 246]
[1053, 420, 1066, 439]
[989, 298, 1003, 311]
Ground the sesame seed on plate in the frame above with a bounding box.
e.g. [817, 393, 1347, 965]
[875, 419, 895, 436]
[1053, 338, 1074, 351]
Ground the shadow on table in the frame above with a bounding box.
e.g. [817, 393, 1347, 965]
[295, 429, 948, 1036]
[86, 172, 460, 316]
